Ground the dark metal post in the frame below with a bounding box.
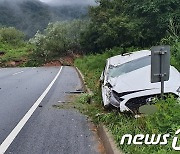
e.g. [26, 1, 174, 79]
[159, 48, 166, 99]
[161, 76, 164, 99]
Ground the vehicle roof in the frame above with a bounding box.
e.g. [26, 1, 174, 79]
[108, 50, 151, 66]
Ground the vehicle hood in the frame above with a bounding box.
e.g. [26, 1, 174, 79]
[108, 65, 180, 93]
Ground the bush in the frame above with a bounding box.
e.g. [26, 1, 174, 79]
[161, 20, 180, 71]
[80, 16, 140, 53]
[0, 27, 25, 45]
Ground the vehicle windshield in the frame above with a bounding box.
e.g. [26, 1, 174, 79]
[108, 56, 151, 78]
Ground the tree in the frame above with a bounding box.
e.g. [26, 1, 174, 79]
[30, 20, 88, 61]
[81, 0, 180, 52]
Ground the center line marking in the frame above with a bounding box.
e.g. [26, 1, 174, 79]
[0, 66, 63, 153]
[12, 71, 24, 76]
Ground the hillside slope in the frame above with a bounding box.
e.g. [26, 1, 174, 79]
[0, 0, 89, 38]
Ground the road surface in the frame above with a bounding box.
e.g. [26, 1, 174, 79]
[0, 66, 103, 154]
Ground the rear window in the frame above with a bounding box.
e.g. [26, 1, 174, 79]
[108, 56, 151, 78]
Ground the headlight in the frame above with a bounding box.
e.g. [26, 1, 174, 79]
[109, 91, 124, 107]
[177, 87, 180, 93]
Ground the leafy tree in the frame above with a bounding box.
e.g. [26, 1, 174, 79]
[161, 19, 180, 71]
[81, 0, 180, 52]
[30, 20, 88, 61]
[124, 0, 180, 45]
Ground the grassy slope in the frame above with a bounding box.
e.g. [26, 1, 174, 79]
[74, 48, 180, 154]
[0, 42, 34, 67]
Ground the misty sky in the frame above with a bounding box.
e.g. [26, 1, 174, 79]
[0, 0, 96, 6]
[40, 0, 96, 5]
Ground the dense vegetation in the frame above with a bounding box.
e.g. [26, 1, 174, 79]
[29, 20, 88, 63]
[162, 20, 180, 70]
[81, 0, 180, 52]
[0, 0, 91, 66]
[1, 0, 179, 66]
[0, 27, 33, 67]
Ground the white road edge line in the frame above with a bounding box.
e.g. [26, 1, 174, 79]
[0, 66, 63, 154]
[12, 71, 24, 76]
[0, 68, 7, 70]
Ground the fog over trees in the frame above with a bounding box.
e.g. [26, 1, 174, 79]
[0, 0, 95, 38]
[39, 0, 96, 6]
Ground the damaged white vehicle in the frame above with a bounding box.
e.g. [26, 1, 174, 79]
[100, 50, 180, 113]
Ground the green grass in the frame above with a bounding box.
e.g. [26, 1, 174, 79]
[74, 48, 180, 154]
[0, 42, 34, 66]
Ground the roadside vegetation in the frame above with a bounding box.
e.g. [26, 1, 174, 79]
[28, 20, 88, 66]
[80, 0, 180, 53]
[0, 27, 34, 67]
[0, 20, 87, 67]
[0, 0, 89, 66]
[1, 0, 179, 68]
[162, 20, 180, 71]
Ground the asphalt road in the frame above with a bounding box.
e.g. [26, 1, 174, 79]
[0, 66, 103, 154]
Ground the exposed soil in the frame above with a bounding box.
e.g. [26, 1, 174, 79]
[43, 60, 62, 67]
[4, 59, 27, 67]
[0, 52, 82, 67]
[43, 53, 81, 67]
